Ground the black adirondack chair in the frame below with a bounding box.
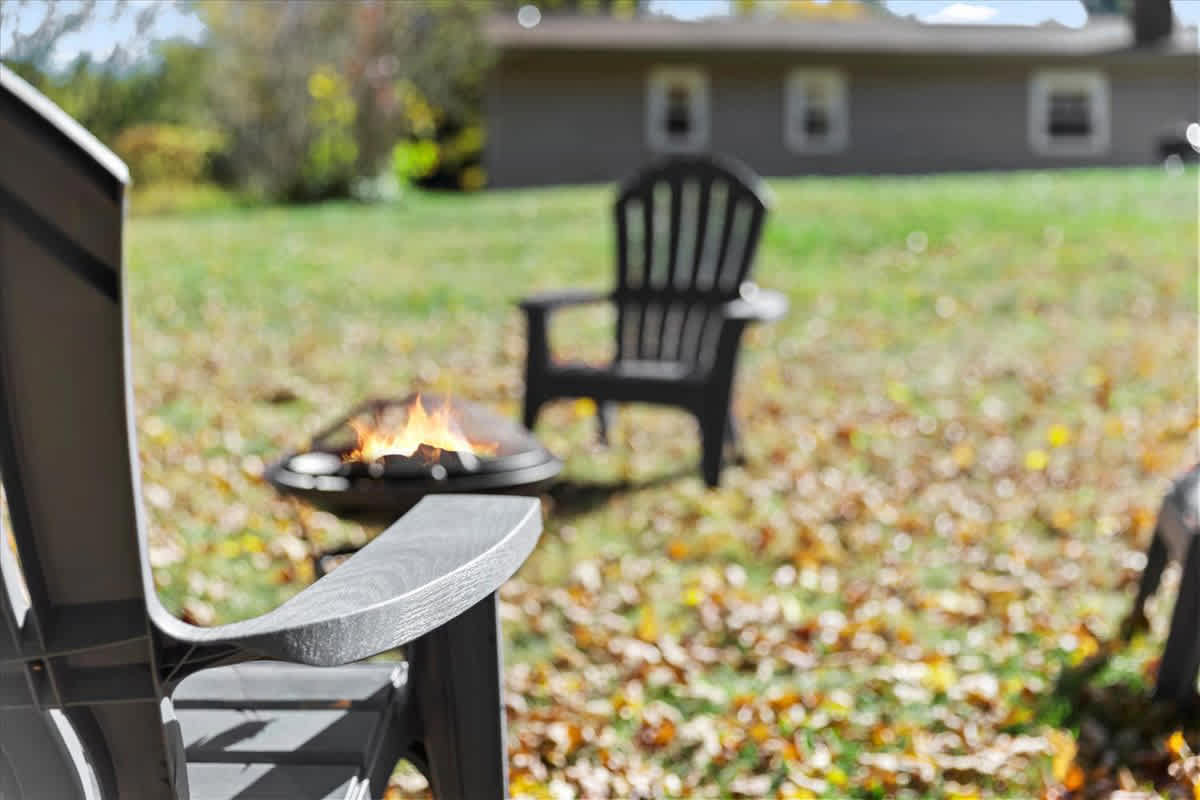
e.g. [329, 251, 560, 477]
[519, 154, 787, 488]
[0, 66, 541, 799]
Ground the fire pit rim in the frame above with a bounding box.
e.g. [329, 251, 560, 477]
[264, 392, 563, 519]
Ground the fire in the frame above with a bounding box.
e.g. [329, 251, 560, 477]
[346, 395, 496, 463]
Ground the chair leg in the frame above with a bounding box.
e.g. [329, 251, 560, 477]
[1154, 537, 1200, 704]
[1123, 526, 1168, 641]
[596, 401, 616, 445]
[699, 411, 727, 489]
[407, 593, 508, 800]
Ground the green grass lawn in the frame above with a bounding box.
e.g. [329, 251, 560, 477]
[127, 168, 1197, 799]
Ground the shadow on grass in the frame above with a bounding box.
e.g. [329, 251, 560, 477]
[1031, 628, 1200, 797]
[546, 466, 696, 518]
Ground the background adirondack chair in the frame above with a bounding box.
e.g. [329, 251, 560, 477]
[519, 154, 788, 488]
[0, 65, 541, 799]
[1126, 463, 1200, 704]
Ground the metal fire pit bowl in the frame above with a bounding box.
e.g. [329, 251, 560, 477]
[265, 393, 561, 521]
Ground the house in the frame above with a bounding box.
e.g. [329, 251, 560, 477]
[483, 13, 1198, 188]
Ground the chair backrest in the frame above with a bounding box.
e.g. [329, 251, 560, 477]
[612, 154, 771, 368]
[0, 66, 177, 797]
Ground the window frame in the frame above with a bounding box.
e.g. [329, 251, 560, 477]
[783, 68, 849, 154]
[646, 67, 711, 154]
[1028, 69, 1111, 157]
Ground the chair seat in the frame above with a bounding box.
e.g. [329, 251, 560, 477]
[174, 661, 406, 800]
[187, 764, 361, 800]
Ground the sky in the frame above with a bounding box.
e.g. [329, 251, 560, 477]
[651, 0, 1200, 26]
[2, 0, 206, 68]
[4, 0, 1200, 69]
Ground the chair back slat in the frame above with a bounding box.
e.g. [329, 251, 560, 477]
[613, 155, 770, 368]
[1, 66, 174, 797]
[0, 72, 144, 632]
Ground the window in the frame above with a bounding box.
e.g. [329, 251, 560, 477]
[1029, 70, 1110, 156]
[647, 68, 709, 153]
[784, 69, 848, 154]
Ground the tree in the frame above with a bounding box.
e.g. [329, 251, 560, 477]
[1, 0, 164, 73]
[1081, 0, 1129, 14]
[199, 0, 498, 199]
[495, 0, 638, 15]
[199, 2, 356, 200]
[731, 0, 892, 17]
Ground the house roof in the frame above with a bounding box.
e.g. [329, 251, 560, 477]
[486, 14, 1199, 58]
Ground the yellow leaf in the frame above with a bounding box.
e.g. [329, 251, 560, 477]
[683, 587, 703, 607]
[509, 775, 551, 800]
[238, 533, 265, 554]
[781, 790, 817, 800]
[1047, 424, 1071, 448]
[826, 766, 848, 787]
[572, 397, 597, 418]
[923, 662, 957, 694]
[1169, 730, 1190, 758]
[1047, 728, 1077, 782]
[637, 606, 658, 642]
[886, 381, 911, 405]
[1051, 509, 1075, 532]
[1024, 449, 1048, 471]
[952, 443, 975, 469]
[1068, 633, 1099, 665]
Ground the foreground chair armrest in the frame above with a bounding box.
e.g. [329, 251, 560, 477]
[151, 494, 542, 669]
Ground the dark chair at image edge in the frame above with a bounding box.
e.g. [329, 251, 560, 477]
[519, 154, 788, 488]
[0, 65, 540, 799]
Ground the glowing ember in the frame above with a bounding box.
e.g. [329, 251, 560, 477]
[345, 395, 497, 463]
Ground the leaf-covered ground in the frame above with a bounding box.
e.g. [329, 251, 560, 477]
[125, 169, 1197, 798]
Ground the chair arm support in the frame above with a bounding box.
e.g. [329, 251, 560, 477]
[706, 287, 787, 383]
[520, 290, 609, 371]
[720, 286, 788, 324]
[150, 495, 542, 667]
[518, 289, 610, 314]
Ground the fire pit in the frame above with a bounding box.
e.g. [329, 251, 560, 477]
[266, 393, 561, 521]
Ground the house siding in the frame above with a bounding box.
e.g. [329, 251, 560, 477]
[485, 50, 1197, 188]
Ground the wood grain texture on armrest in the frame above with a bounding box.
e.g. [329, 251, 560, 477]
[150, 495, 542, 666]
[518, 289, 610, 311]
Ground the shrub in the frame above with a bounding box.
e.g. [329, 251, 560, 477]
[113, 124, 226, 186]
[391, 81, 487, 191]
[299, 66, 359, 197]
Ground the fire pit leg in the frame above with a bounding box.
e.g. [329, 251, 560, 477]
[408, 592, 508, 799]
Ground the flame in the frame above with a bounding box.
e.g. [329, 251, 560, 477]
[345, 395, 496, 463]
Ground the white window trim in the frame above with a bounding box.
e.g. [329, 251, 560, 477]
[646, 67, 710, 154]
[784, 69, 849, 154]
[1028, 69, 1110, 157]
